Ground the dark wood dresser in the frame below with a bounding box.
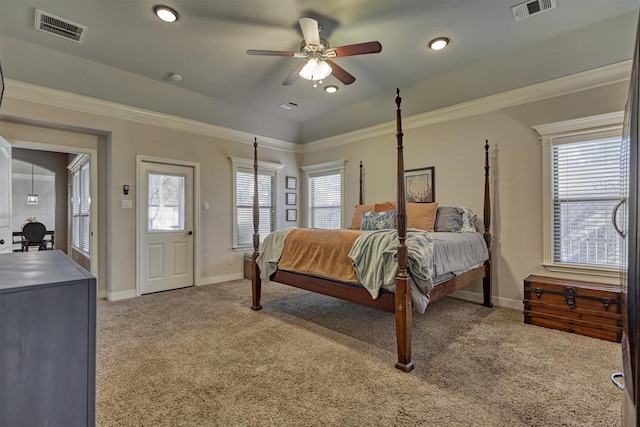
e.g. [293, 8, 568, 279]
[0, 250, 96, 426]
[523, 275, 622, 343]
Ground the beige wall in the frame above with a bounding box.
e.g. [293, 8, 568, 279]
[0, 74, 629, 306]
[0, 95, 299, 300]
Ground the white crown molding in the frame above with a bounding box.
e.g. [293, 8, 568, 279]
[4, 79, 298, 153]
[301, 60, 632, 153]
[4, 60, 631, 155]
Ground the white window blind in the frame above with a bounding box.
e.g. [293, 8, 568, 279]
[309, 171, 341, 229]
[552, 137, 622, 268]
[71, 160, 90, 254]
[236, 168, 276, 247]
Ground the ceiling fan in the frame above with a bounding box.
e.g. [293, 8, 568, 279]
[246, 17, 382, 87]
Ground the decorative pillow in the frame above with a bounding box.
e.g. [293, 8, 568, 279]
[349, 204, 375, 229]
[406, 202, 438, 232]
[460, 207, 478, 232]
[434, 206, 465, 232]
[360, 210, 396, 230]
[374, 201, 396, 212]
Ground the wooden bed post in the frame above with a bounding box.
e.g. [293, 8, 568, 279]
[251, 137, 262, 311]
[482, 140, 493, 308]
[359, 161, 363, 205]
[394, 89, 414, 372]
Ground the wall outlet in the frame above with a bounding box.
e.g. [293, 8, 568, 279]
[228, 256, 234, 265]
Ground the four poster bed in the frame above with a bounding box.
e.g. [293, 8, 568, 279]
[250, 90, 492, 372]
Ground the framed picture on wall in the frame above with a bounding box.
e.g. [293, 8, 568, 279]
[286, 209, 297, 222]
[405, 167, 435, 203]
[286, 176, 297, 190]
[286, 192, 297, 206]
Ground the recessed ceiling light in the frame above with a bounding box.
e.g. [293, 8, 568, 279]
[324, 85, 338, 94]
[154, 6, 179, 23]
[429, 37, 449, 51]
[169, 72, 182, 82]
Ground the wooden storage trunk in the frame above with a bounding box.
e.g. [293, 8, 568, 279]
[523, 275, 622, 343]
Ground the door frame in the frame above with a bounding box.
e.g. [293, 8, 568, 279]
[0, 137, 11, 254]
[136, 155, 200, 296]
[9, 139, 99, 281]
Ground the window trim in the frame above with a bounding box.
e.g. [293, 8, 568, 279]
[68, 154, 91, 255]
[301, 160, 346, 228]
[230, 157, 284, 250]
[534, 112, 624, 278]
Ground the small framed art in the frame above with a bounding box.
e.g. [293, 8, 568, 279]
[286, 176, 297, 190]
[286, 192, 297, 206]
[286, 209, 297, 222]
[405, 167, 435, 203]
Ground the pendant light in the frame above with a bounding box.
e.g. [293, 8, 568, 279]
[27, 164, 38, 204]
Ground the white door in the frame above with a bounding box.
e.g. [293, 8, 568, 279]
[0, 137, 11, 254]
[139, 162, 194, 294]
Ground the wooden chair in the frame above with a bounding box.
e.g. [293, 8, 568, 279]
[21, 222, 48, 251]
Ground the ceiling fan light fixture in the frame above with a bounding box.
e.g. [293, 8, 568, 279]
[429, 37, 449, 51]
[316, 60, 332, 79]
[324, 85, 338, 94]
[154, 6, 179, 23]
[299, 59, 317, 80]
[299, 59, 332, 81]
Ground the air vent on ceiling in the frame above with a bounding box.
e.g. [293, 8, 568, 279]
[512, 0, 556, 22]
[279, 102, 299, 110]
[34, 9, 87, 43]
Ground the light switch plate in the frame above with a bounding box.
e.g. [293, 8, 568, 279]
[122, 199, 133, 209]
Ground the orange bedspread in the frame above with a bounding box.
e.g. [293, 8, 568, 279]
[277, 228, 366, 283]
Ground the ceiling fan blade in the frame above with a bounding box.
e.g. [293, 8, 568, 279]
[282, 62, 305, 86]
[247, 49, 296, 57]
[325, 60, 355, 85]
[298, 17, 320, 47]
[329, 41, 382, 57]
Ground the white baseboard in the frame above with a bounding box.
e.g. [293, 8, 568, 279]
[102, 273, 243, 301]
[107, 289, 137, 301]
[197, 273, 244, 286]
[450, 289, 523, 311]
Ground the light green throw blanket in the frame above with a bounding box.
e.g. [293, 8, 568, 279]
[348, 228, 434, 313]
[256, 228, 295, 284]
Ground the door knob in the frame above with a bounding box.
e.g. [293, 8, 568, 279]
[185, 231, 193, 236]
[0, 239, 4, 245]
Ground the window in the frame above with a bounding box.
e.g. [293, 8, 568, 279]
[302, 160, 346, 229]
[69, 155, 90, 254]
[148, 173, 185, 232]
[231, 157, 284, 248]
[536, 112, 624, 276]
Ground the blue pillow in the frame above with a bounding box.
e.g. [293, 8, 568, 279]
[360, 210, 396, 230]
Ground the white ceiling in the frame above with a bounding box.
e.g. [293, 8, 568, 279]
[12, 159, 53, 176]
[0, 0, 639, 143]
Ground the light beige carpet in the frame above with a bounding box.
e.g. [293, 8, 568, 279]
[97, 279, 622, 426]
